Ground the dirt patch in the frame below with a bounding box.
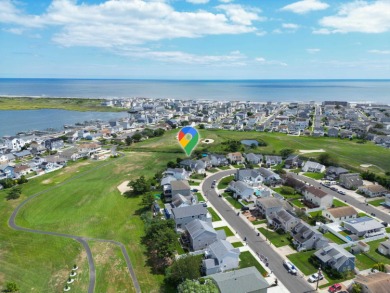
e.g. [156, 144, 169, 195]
[299, 149, 325, 154]
[201, 138, 214, 144]
[117, 181, 132, 194]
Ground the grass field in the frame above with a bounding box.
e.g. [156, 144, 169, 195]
[1, 152, 180, 292]
[130, 129, 390, 175]
[353, 251, 377, 270]
[322, 232, 346, 245]
[258, 228, 291, 247]
[239, 251, 268, 277]
[0, 97, 123, 112]
[369, 198, 385, 207]
[215, 226, 235, 237]
[291, 198, 305, 208]
[207, 207, 221, 222]
[303, 172, 325, 180]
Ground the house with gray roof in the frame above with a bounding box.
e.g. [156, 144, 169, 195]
[163, 179, 191, 202]
[210, 266, 269, 293]
[171, 204, 211, 231]
[343, 217, 385, 238]
[245, 153, 263, 164]
[179, 159, 206, 174]
[209, 154, 229, 167]
[235, 169, 264, 186]
[291, 222, 328, 251]
[326, 166, 349, 180]
[257, 168, 281, 184]
[185, 219, 226, 251]
[256, 197, 288, 219]
[228, 181, 255, 200]
[314, 243, 355, 273]
[162, 168, 190, 180]
[339, 173, 363, 190]
[264, 155, 282, 167]
[271, 209, 299, 232]
[202, 239, 240, 275]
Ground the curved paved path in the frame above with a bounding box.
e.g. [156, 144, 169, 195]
[8, 156, 141, 293]
[203, 170, 315, 293]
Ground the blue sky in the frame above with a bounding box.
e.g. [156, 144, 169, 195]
[0, 0, 389, 79]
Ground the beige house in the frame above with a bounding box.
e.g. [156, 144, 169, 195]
[322, 206, 358, 223]
[226, 152, 245, 164]
[359, 185, 389, 197]
[303, 186, 333, 208]
[351, 272, 390, 293]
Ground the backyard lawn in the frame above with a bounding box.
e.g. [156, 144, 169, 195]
[239, 251, 268, 277]
[360, 238, 390, 265]
[322, 232, 346, 245]
[303, 172, 325, 180]
[251, 219, 267, 225]
[258, 228, 291, 247]
[215, 226, 235, 237]
[207, 207, 222, 222]
[369, 198, 385, 207]
[291, 198, 305, 208]
[353, 251, 377, 270]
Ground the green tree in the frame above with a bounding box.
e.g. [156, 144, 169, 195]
[132, 133, 143, 142]
[177, 279, 219, 293]
[198, 124, 205, 129]
[166, 255, 203, 284]
[125, 136, 133, 146]
[4, 281, 20, 292]
[0, 178, 16, 189]
[351, 283, 362, 293]
[167, 161, 176, 169]
[181, 121, 190, 126]
[17, 175, 28, 184]
[127, 176, 150, 195]
[280, 148, 294, 159]
[318, 153, 338, 166]
[111, 133, 117, 138]
[247, 112, 254, 117]
[153, 128, 165, 137]
[6, 186, 22, 200]
[142, 193, 155, 208]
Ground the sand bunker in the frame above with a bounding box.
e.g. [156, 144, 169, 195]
[201, 139, 215, 144]
[299, 149, 325, 154]
[360, 164, 373, 168]
[117, 181, 133, 194]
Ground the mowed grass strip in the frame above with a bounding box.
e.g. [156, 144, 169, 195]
[303, 172, 325, 180]
[369, 198, 385, 207]
[217, 175, 234, 190]
[207, 207, 221, 222]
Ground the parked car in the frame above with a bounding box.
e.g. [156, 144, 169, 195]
[283, 260, 297, 275]
[330, 186, 338, 191]
[338, 190, 346, 195]
[199, 201, 207, 207]
[382, 222, 388, 227]
[191, 188, 199, 192]
[211, 180, 216, 188]
[241, 206, 250, 211]
[308, 273, 323, 283]
[328, 283, 342, 292]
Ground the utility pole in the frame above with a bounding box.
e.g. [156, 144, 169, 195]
[316, 266, 322, 291]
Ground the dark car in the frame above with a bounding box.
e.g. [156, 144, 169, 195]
[191, 188, 199, 192]
[241, 206, 250, 211]
[382, 222, 388, 227]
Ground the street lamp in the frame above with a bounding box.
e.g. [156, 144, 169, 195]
[316, 266, 322, 290]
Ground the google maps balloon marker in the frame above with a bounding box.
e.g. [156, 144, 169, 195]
[178, 126, 199, 156]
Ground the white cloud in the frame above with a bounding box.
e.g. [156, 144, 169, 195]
[219, 0, 234, 2]
[216, 4, 265, 26]
[186, 0, 209, 4]
[282, 23, 300, 29]
[312, 28, 331, 34]
[0, 0, 262, 48]
[369, 49, 390, 55]
[118, 48, 247, 65]
[307, 48, 320, 53]
[318, 1, 390, 33]
[2, 27, 24, 34]
[255, 57, 287, 66]
[281, 0, 329, 14]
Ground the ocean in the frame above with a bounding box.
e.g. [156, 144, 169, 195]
[0, 79, 389, 103]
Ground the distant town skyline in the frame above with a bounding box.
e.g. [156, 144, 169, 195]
[1, 0, 389, 79]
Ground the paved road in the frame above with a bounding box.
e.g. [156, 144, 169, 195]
[8, 155, 141, 293]
[289, 173, 390, 223]
[203, 170, 315, 293]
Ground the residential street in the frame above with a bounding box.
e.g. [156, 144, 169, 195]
[202, 170, 315, 293]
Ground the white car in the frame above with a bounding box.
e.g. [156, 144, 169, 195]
[283, 260, 297, 275]
[308, 273, 323, 283]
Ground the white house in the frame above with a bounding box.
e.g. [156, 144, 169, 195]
[202, 239, 240, 275]
[358, 185, 389, 198]
[302, 161, 326, 173]
[228, 181, 255, 200]
[322, 206, 358, 223]
[235, 169, 263, 186]
[343, 217, 385, 238]
[303, 186, 333, 208]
